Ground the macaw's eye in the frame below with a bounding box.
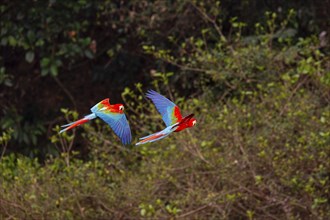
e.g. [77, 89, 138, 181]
[119, 105, 124, 111]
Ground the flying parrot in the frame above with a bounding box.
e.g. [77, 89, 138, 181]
[59, 98, 132, 145]
[136, 90, 196, 145]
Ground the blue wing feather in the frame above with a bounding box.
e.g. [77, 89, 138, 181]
[146, 90, 181, 126]
[96, 112, 132, 145]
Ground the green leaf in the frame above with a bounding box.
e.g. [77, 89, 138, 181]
[36, 39, 44, 47]
[50, 64, 58, 76]
[41, 58, 50, 67]
[27, 30, 35, 41]
[8, 36, 17, 46]
[41, 68, 49, 76]
[140, 209, 146, 216]
[84, 50, 94, 59]
[25, 51, 35, 63]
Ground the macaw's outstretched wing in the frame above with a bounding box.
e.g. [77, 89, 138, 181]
[146, 90, 182, 126]
[135, 124, 178, 145]
[95, 111, 132, 145]
[90, 98, 110, 113]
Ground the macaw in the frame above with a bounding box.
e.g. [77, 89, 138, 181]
[59, 98, 132, 145]
[136, 90, 196, 145]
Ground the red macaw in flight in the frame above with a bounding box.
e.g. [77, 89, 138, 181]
[136, 90, 196, 145]
[60, 98, 132, 145]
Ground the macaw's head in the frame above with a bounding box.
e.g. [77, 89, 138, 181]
[187, 118, 197, 128]
[175, 115, 196, 132]
[182, 114, 196, 128]
[113, 104, 125, 113]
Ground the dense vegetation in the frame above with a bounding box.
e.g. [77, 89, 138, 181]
[1, 1, 329, 219]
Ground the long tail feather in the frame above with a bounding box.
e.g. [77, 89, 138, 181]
[136, 133, 168, 145]
[61, 121, 76, 128]
[139, 132, 159, 140]
[59, 113, 96, 133]
[136, 124, 177, 145]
